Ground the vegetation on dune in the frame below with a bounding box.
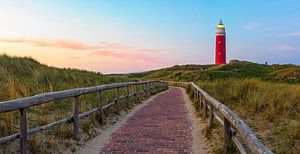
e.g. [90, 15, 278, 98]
[130, 60, 300, 83]
[130, 60, 300, 153]
[1, 55, 300, 153]
[0, 55, 131, 153]
[199, 79, 300, 153]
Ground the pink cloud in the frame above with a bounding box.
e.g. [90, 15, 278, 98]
[0, 38, 96, 50]
[0, 38, 170, 66]
[0, 38, 158, 52]
[90, 50, 170, 65]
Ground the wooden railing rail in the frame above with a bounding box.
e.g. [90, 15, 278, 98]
[0, 80, 168, 154]
[168, 81, 273, 154]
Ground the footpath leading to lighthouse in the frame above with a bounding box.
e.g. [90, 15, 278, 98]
[77, 87, 212, 153]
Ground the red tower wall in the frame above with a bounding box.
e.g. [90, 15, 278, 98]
[215, 35, 226, 64]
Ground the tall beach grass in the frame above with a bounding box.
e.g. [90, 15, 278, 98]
[198, 78, 300, 153]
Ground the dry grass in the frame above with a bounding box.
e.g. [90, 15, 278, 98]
[198, 78, 300, 153]
[0, 55, 132, 153]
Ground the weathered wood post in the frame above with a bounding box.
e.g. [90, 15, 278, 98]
[144, 83, 148, 98]
[153, 81, 156, 92]
[194, 88, 197, 100]
[153, 81, 156, 93]
[195, 89, 199, 102]
[203, 100, 208, 118]
[141, 83, 143, 99]
[126, 84, 131, 109]
[143, 83, 146, 99]
[209, 104, 214, 128]
[98, 91, 104, 125]
[224, 117, 232, 154]
[192, 87, 195, 99]
[115, 87, 120, 114]
[160, 82, 162, 91]
[158, 82, 160, 91]
[147, 82, 151, 97]
[73, 96, 80, 140]
[145, 82, 148, 97]
[149, 81, 153, 95]
[135, 83, 139, 104]
[20, 108, 27, 154]
[200, 93, 204, 108]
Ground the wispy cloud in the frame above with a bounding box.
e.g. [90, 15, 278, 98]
[276, 32, 300, 38]
[0, 38, 96, 50]
[274, 44, 295, 51]
[286, 32, 300, 37]
[243, 22, 262, 30]
[89, 50, 170, 65]
[0, 38, 170, 65]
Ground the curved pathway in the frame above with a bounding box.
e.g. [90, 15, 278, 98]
[77, 87, 210, 153]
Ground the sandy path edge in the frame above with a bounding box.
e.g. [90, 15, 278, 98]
[75, 89, 172, 154]
[180, 87, 212, 154]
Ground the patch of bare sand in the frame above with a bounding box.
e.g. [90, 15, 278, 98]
[180, 87, 213, 154]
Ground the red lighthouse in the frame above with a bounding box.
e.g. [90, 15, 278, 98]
[215, 20, 226, 64]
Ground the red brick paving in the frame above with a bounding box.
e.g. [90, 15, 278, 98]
[100, 88, 192, 153]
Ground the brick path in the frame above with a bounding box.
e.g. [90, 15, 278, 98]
[100, 87, 192, 153]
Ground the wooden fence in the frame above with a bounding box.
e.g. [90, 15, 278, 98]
[0, 80, 168, 154]
[171, 81, 273, 154]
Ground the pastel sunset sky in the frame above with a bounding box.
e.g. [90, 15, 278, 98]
[0, 0, 299, 73]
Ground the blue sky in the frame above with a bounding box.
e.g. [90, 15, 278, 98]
[0, 0, 299, 73]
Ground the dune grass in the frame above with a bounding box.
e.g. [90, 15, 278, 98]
[131, 60, 300, 84]
[131, 62, 300, 153]
[198, 78, 300, 153]
[0, 55, 133, 153]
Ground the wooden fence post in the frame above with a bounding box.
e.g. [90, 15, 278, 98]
[135, 83, 139, 104]
[115, 87, 120, 114]
[209, 105, 214, 128]
[140, 83, 143, 99]
[224, 117, 232, 154]
[148, 82, 151, 95]
[98, 91, 104, 125]
[203, 100, 208, 118]
[196, 91, 199, 102]
[20, 108, 27, 154]
[200, 94, 204, 108]
[127, 84, 131, 109]
[192, 88, 195, 99]
[146, 82, 149, 97]
[143, 83, 146, 99]
[73, 96, 80, 140]
[149, 82, 153, 95]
